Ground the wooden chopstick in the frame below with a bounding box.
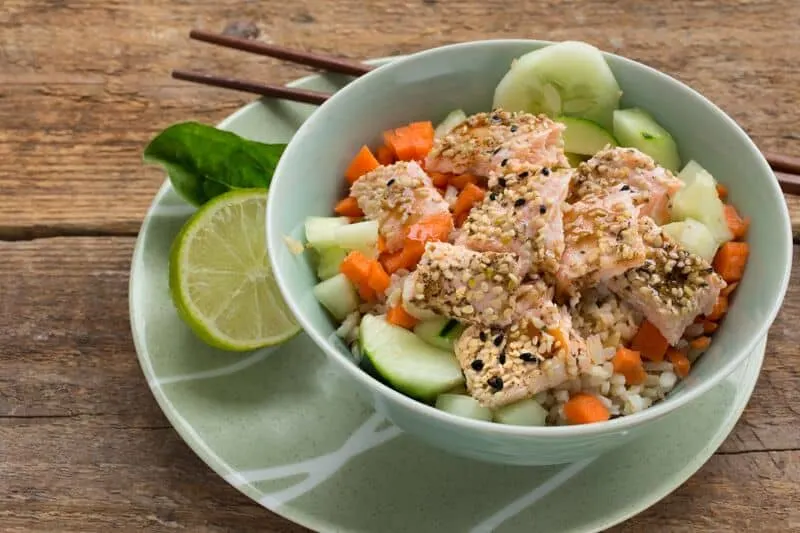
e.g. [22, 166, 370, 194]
[175, 29, 800, 193]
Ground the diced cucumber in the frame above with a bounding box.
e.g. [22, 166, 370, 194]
[435, 109, 467, 138]
[359, 314, 465, 402]
[566, 153, 588, 167]
[334, 220, 379, 251]
[435, 394, 492, 421]
[413, 317, 464, 351]
[305, 216, 350, 249]
[613, 108, 681, 171]
[313, 273, 360, 320]
[677, 160, 713, 187]
[493, 41, 622, 129]
[661, 219, 720, 262]
[670, 173, 732, 244]
[316, 246, 348, 280]
[493, 399, 548, 426]
[558, 116, 617, 156]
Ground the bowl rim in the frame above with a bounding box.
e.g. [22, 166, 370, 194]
[266, 39, 793, 437]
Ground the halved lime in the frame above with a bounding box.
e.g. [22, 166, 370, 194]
[169, 189, 300, 351]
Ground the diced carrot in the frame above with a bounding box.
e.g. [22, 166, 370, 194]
[387, 305, 418, 329]
[429, 171, 451, 188]
[375, 145, 395, 166]
[631, 320, 669, 362]
[563, 394, 610, 425]
[702, 320, 719, 334]
[383, 121, 435, 161]
[713, 242, 749, 283]
[406, 213, 454, 244]
[334, 196, 364, 217]
[724, 204, 750, 239]
[380, 239, 427, 274]
[449, 173, 478, 190]
[454, 211, 469, 228]
[716, 183, 728, 199]
[453, 183, 486, 221]
[612, 347, 647, 386]
[667, 349, 691, 378]
[721, 281, 738, 297]
[345, 145, 380, 184]
[380, 250, 406, 275]
[340, 250, 373, 286]
[706, 295, 728, 321]
[690, 336, 711, 351]
[357, 283, 376, 302]
[376, 235, 387, 253]
[367, 261, 391, 294]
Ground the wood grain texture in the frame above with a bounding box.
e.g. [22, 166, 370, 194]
[1, 238, 798, 532]
[1, 0, 799, 531]
[0, 0, 799, 235]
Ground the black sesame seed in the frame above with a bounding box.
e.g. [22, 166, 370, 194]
[621, 184, 630, 191]
[498, 177, 507, 187]
[498, 350, 506, 364]
[386, 178, 395, 186]
[501, 158, 509, 167]
[493, 146, 503, 155]
[471, 359, 484, 371]
[479, 331, 487, 342]
[541, 167, 550, 176]
[518, 171, 530, 178]
[488, 376, 504, 390]
[539, 204, 547, 214]
[514, 198, 526, 207]
[489, 192, 497, 201]
[493, 334, 504, 346]
[520, 352, 536, 362]
[510, 125, 518, 132]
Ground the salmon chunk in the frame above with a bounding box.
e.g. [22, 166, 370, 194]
[557, 190, 647, 293]
[425, 109, 569, 178]
[350, 161, 451, 252]
[455, 166, 573, 277]
[454, 301, 582, 408]
[403, 242, 556, 328]
[606, 218, 726, 345]
[569, 147, 683, 225]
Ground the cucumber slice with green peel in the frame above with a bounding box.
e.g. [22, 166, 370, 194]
[435, 109, 467, 138]
[334, 220, 379, 252]
[493, 41, 622, 129]
[558, 116, 617, 156]
[669, 171, 733, 244]
[413, 317, 464, 351]
[359, 314, 465, 402]
[661, 219, 720, 262]
[613, 108, 681, 171]
[305, 216, 350, 249]
[313, 273, 360, 320]
[435, 394, 492, 421]
[566, 152, 589, 167]
[493, 399, 548, 426]
[316, 246, 348, 280]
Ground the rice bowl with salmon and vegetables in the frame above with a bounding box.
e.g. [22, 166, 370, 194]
[302, 41, 751, 427]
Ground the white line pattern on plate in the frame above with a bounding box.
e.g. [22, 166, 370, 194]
[153, 346, 276, 386]
[223, 413, 402, 507]
[469, 457, 598, 533]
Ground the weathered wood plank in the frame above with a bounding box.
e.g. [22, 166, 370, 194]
[1, 237, 798, 531]
[0, 0, 798, 232]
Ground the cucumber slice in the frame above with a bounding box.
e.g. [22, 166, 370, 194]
[558, 116, 617, 156]
[493, 41, 622, 129]
[334, 220, 379, 251]
[669, 172, 733, 244]
[662, 219, 720, 262]
[493, 399, 548, 426]
[313, 273, 360, 320]
[305, 216, 350, 249]
[359, 314, 465, 402]
[413, 317, 464, 351]
[435, 109, 467, 138]
[566, 152, 589, 167]
[316, 246, 348, 280]
[677, 160, 713, 187]
[435, 394, 492, 421]
[613, 108, 681, 171]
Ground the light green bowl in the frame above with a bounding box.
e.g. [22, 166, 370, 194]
[266, 40, 792, 465]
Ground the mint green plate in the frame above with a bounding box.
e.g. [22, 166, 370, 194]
[130, 60, 766, 532]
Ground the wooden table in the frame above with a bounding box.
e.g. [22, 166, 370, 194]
[2, 1, 798, 531]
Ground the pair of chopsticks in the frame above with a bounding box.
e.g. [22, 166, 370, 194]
[174, 29, 800, 195]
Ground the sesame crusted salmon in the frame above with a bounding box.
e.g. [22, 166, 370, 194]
[402, 242, 556, 328]
[557, 190, 647, 294]
[569, 147, 683, 225]
[425, 109, 569, 178]
[454, 300, 583, 408]
[606, 217, 726, 345]
[455, 166, 573, 277]
[350, 161, 452, 252]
